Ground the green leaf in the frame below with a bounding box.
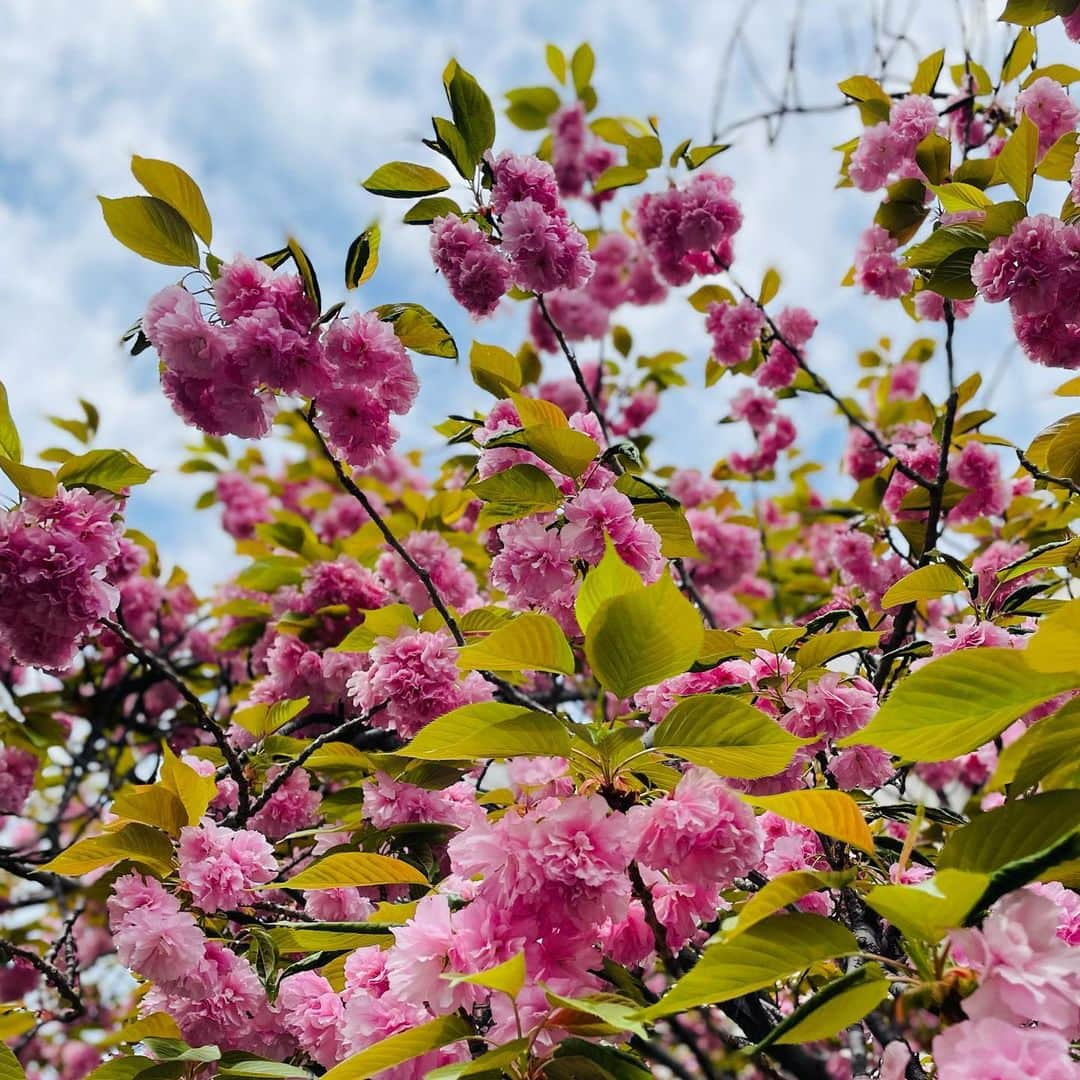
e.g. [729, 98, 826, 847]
[629, 500, 702, 559]
[426, 1040, 530, 1079]
[345, 224, 380, 289]
[362, 162, 451, 198]
[322, 1014, 470, 1079]
[1037, 131, 1080, 180]
[469, 341, 522, 398]
[430, 117, 474, 180]
[637, 914, 858, 1020]
[446, 951, 525, 997]
[0, 1044, 25, 1080]
[592, 165, 648, 193]
[400, 701, 571, 760]
[758, 267, 781, 305]
[769, 965, 889, 1046]
[915, 133, 952, 186]
[0, 382, 21, 463]
[373, 302, 457, 359]
[276, 851, 428, 890]
[236, 555, 306, 592]
[217, 1062, 314, 1079]
[86, 1057, 159, 1080]
[939, 790, 1080, 874]
[653, 694, 808, 779]
[1002, 28, 1037, 83]
[1045, 417, 1080, 483]
[286, 237, 321, 313]
[795, 630, 881, 670]
[130, 155, 212, 245]
[520, 424, 598, 478]
[911, 48, 946, 94]
[330, 604, 416, 653]
[546, 44, 567, 83]
[39, 822, 174, 876]
[471, 464, 561, 526]
[443, 61, 496, 166]
[685, 144, 730, 169]
[730, 870, 855, 935]
[570, 43, 595, 94]
[576, 540, 643, 632]
[840, 647, 1080, 761]
[1022, 62, 1080, 88]
[880, 563, 965, 608]
[505, 86, 561, 130]
[585, 574, 704, 698]
[0, 458, 48, 498]
[402, 196, 463, 225]
[863, 869, 990, 941]
[990, 698, 1080, 790]
[98, 195, 199, 267]
[994, 114, 1039, 201]
[57, 448, 153, 493]
[741, 789, 875, 852]
[999, 0, 1070, 25]
[457, 612, 574, 675]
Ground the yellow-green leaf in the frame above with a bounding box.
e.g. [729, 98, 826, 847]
[57, 448, 153, 493]
[994, 114, 1039, 201]
[345, 224, 380, 289]
[795, 631, 881, 670]
[990, 698, 1080, 791]
[0, 1043, 26, 1080]
[585, 574, 704, 698]
[864, 869, 990, 941]
[160, 741, 216, 824]
[130, 155, 212, 245]
[840, 648, 1080, 761]
[457, 612, 574, 675]
[362, 162, 451, 198]
[39, 822, 174, 877]
[98, 195, 199, 266]
[1001, 28, 1037, 84]
[110, 784, 188, 836]
[470, 342, 521, 398]
[446, 951, 525, 997]
[742, 789, 875, 852]
[521, 424, 598, 478]
[401, 702, 572, 761]
[0, 382, 21, 463]
[322, 1014, 469, 1079]
[773, 965, 889, 1045]
[729, 870, 855, 935]
[331, 604, 417, 653]
[653, 694, 808, 779]
[575, 540, 643, 632]
[637, 914, 858, 1020]
[881, 563, 965, 608]
[276, 851, 428, 891]
[374, 303, 457, 359]
[759, 268, 781, 305]
[911, 48, 946, 94]
[0, 456, 56, 498]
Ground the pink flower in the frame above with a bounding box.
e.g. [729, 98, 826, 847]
[828, 744, 894, 789]
[631, 767, 762, 885]
[315, 386, 397, 472]
[248, 767, 321, 839]
[347, 628, 491, 739]
[1028, 882, 1080, 946]
[933, 1017, 1077, 1079]
[212, 255, 274, 321]
[177, 819, 278, 912]
[950, 889, 1080, 1033]
[430, 214, 510, 318]
[948, 441, 1009, 523]
[854, 225, 913, 299]
[1016, 77, 1079, 157]
[277, 971, 346, 1067]
[686, 509, 762, 591]
[0, 485, 122, 670]
[227, 306, 327, 398]
[490, 518, 577, 610]
[635, 172, 742, 285]
[107, 873, 206, 986]
[706, 299, 765, 366]
[488, 151, 561, 215]
[361, 771, 481, 831]
[848, 123, 904, 191]
[499, 198, 594, 294]
[915, 291, 975, 321]
[322, 313, 418, 415]
[562, 487, 663, 578]
[971, 214, 1069, 315]
[376, 531, 479, 613]
[0, 746, 37, 814]
[783, 674, 877, 741]
[215, 472, 272, 540]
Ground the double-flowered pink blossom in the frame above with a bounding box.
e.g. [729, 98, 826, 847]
[706, 299, 765, 366]
[347, 628, 491, 739]
[950, 889, 1080, 1034]
[500, 197, 594, 294]
[430, 214, 511, 318]
[854, 224, 913, 299]
[277, 971, 346, 1068]
[0, 485, 123, 670]
[630, 767, 762, 885]
[782, 673, 877, 741]
[561, 487, 664, 578]
[635, 172, 742, 285]
[107, 873, 206, 986]
[0, 746, 37, 815]
[848, 94, 938, 191]
[376, 530, 479, 613]
[177, 819, 278, 912]
[933, 1016, 1077, 1079]
[1015, 76, 1079, 157]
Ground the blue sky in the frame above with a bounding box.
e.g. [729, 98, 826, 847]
[1, 1, 1076, 585]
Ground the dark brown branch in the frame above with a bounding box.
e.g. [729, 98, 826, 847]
[0, 939, 84, 1021]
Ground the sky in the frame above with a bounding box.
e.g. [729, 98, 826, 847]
[1, 0, 1076, 587]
